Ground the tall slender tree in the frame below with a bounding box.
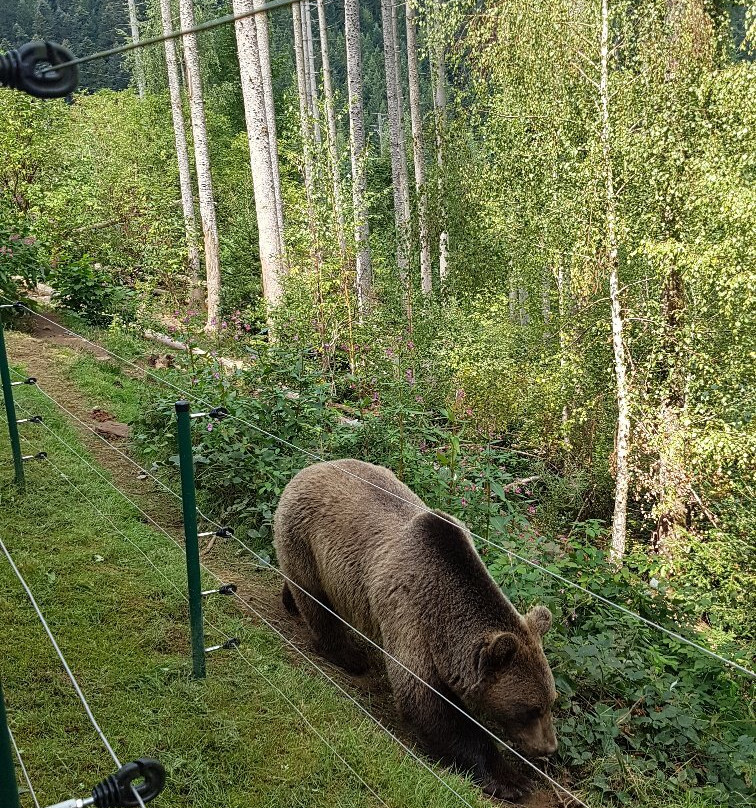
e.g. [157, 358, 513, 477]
[126, 0, 146, 98]
[598, 0, 630, 562]
[233, 0, 286, 306]
[303, 0, 322, 145]
[316, 0, 347, 256]
[381, 0, 410, 282]
[254, 0, 284, 250]
[293, 3, 315, 213]
[344, 0, 372, 313]
[405, 0, 432, 295]
[178, 0, 221, 331]
[158, 0, 202, 305]
[432, 25, 449, 284]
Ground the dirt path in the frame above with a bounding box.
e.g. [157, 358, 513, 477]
[5, 315, 565, 808]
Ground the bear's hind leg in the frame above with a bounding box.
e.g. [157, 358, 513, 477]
[288, 582, 369, 675]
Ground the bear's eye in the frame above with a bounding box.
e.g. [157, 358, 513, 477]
[514, 706, 542, 723]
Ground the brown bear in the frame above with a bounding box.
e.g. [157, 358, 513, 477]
[273, 459, 558, 800]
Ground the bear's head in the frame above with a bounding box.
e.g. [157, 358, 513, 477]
[469, 605, 557, 758]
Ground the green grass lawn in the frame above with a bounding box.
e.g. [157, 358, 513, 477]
[0, 338, 491, 808]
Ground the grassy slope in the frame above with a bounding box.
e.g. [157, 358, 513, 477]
[0, 336, 490, 808]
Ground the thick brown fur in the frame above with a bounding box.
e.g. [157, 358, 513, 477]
[273, 459, 558, 801]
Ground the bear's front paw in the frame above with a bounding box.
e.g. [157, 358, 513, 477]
[481, 770, 533, 802]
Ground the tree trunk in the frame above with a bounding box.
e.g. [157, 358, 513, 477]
[344, 0, 373, 314]
[233, 0, 286, 307]
[556, 260, 571, 447]
[432, 28, 449, 285]
[126, 0, 146, 98]
[158, 0, 202, 306]
[293, 2, 315, 201]
[381, 0, 409, 282]
[391, 1, 411, 244]
[316, 0, 347, 257]
[178, 0, 221, 332]
[600, 0, 631, 564]
[303, 0, 322, 145]
[405, 0, 432, 296]
[254, 0, 284, 252]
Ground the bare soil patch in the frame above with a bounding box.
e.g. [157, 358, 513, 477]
[5, 320, 564, 808]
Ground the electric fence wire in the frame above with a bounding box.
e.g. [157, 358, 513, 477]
[25, 439, 461, 808]
[37, 0, 303, 76]
[12, 388, 592, 807]
[7, 725, 41, 808]
[0, 536, 148, 808]
[6, 300, 755, 682]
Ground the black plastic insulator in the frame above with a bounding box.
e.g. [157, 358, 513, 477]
[29, 415, 43, 424]
[0, 41, 79, 98]
[215, 526, 234, 538]
[91, 758, 166, 807]
[209, 407, 229, 420]
[222, 638, 241, 650]
[218, 583, 237, 596]
[13, 302, 25, 314]
[25, 377, 37, 385]
[35, 451, 47, 460]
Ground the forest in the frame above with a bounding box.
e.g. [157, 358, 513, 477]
[0, 0, 754, 805]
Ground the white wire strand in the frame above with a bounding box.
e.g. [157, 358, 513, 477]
[0, 538, 148, 808]
[8, 301, 753, 680]
[7, 726, 41, 808]
[12, 398, 589, 806]
[32, 444, 449, 808]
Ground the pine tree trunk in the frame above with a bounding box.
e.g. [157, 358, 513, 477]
[316, 0, 347, 257]
[178, 0, 221, 332]
[159, 0, 202, 306]
[303, 0, 322, 145]
[254, 0, 284, 252]
[405, 0, 432, 296]
[345, 0, 373, 314]
[601, 0, 631, 564]
[126, 0, 146, 98]
[381, 0, 410, 284]
[233, 0, 286, 307]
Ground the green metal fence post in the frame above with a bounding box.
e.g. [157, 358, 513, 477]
[0, 317, 25, 490]
[175, 401, 206, 679]
[0, 676, 22, 808]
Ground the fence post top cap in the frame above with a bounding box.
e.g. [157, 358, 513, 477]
[175, 400, 190, 412]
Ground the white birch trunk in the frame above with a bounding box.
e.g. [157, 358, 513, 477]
[178, 0, 221, 331]
[126, 0, 146, 98]
[316, 0, 347, 256]
[345, 0, 373, 314]
[303, 0, 322, 145]
[433, 34, 449, 284]
[293, 2, 315, 199]
[233, 0, 286, 307]
[254, 0, 284, 251]
[405, 0, 432, 295]
[159, 0, 202, 305]
[600, 0, 631, 563]
[381, 0, 409, 280]
[391, 1, 411, 232]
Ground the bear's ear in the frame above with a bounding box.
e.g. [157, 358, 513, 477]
[526, 605, 552, 637]
[477, 631, 519, 680]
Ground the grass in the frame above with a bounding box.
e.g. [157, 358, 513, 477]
[0, 339, 491, 808]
